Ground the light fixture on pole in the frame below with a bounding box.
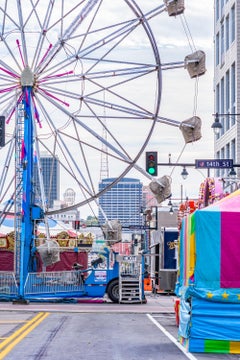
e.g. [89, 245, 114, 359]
[228, 167, 237, 178]
[168, 198, 172, 206]
[181, 166, 188, 180]
[211, 113, 222, 135]
[169, 206, 174, 215]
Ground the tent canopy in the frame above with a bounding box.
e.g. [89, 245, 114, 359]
[178, 189, 240, 302]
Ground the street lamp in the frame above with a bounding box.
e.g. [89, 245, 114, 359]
[211, 113, 240, 135]
[181, 166, 189, 180]
[211, 113, 222, 135]
[228, 167, 237, 178]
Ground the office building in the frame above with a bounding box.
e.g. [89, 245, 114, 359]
[214, 1, 239, 177]
[98, 177, 143, 229]
[33, 152, 60, 208]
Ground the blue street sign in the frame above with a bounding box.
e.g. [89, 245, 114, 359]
[195, 159, 233, 169]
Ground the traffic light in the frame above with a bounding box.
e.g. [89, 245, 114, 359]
[0, 116, 5, 147]
[146, 151, 158, 176]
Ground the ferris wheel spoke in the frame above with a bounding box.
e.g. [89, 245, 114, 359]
[143, 5, 166, 21]
[16, 1, 29, 67]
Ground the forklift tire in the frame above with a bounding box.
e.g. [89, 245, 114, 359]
[107, 279, 119, 303]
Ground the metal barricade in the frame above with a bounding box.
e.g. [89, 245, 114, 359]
[0, 272, 18, 297]
[24, 270, 85, 295]
[116, 255, 143, 303]
[117, 255, 142, 277]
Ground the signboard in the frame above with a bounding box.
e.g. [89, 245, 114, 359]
[195, 159, 233, 169]
[94, 271, 107, 282]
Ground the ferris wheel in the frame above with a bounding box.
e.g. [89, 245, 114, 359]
[0, 0, 165, 219]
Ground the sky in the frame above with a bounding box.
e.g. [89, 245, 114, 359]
[0, 0, 215, 220]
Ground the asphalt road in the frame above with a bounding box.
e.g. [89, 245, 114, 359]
[0, 294, 239, 360]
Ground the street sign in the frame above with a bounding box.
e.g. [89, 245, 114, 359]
[195, 159, 233, 169]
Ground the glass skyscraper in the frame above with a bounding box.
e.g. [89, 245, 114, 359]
[98, 177, 143, 229]
[33, 152, 60, 208]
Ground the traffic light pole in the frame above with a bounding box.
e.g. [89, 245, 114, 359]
[145, 152, 236, 177]
[156, 161, 211, 176]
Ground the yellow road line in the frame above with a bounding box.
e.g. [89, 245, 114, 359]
[0, 312, 44, 350]
[0, 312, 49, 360]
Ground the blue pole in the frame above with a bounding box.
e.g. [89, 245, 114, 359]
[19, 86, 34, 298]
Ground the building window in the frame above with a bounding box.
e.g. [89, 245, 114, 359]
[231, 139, 236, 163]
[220, 0, 224, 18]
[220, 23, 224, 64]
[220, 147, 225, 177]
[231, 62, 235, 125]
[216, 83, 220, 139]
[216, 151, 220, 177]
[231, 4, 235, 43]
[226, 14, 229, 50]
[225, 70, 230, 130]
[226, 142, 230, 159]
[216, 0, 220, 21]
[220, 77, 225, 135]
[216, 83, 220, 112]
[216, 32, 220, 66]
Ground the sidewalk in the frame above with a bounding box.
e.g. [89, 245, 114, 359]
[0, 293, 176, 314]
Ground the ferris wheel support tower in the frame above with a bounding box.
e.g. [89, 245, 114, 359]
[17, 68, 44, 298]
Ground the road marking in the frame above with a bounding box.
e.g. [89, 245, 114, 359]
[0, 312, 49, 359]
[147, 314, 198, 360]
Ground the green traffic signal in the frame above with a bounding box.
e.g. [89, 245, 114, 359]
[148, 167, 156, 175]
[146, 151, 158, 176]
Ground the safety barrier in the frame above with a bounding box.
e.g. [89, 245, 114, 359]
[24, 270, 85, 295]
[0, 272, 18, 297]
[117, 255, 142, 277]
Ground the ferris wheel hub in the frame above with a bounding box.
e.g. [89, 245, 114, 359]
[21, 66, 34, 87]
